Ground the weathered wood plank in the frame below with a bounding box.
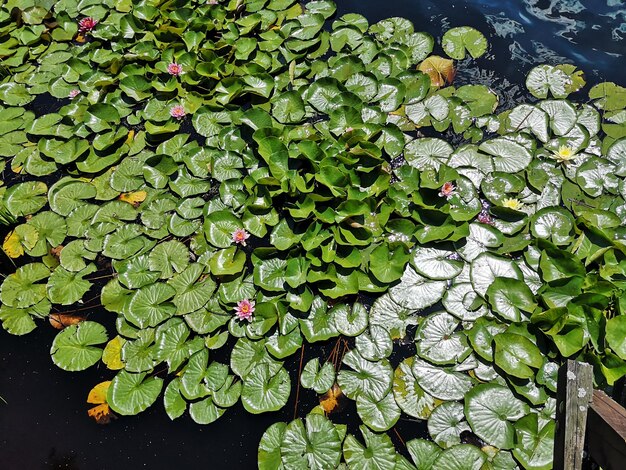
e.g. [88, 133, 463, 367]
[586, 389, 626, 470]
[553, 360, 594, 470]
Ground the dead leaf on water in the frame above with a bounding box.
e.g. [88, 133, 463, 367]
[119, 190, 147, 207]
[319, 383, 345, 414]
[87, 381, 116, 425]
[49, 313, 85, 330]
[418, 56, 456, 87]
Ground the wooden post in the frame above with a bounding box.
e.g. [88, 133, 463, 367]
[553, 360, 594, 470]
[585, 389, 626, 470]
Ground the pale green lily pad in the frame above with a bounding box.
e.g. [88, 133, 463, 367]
[281, 413, 343, 470]
[301, 358, 335, 394]
[337, 349, 393, 401]
[393, 357, 436, 420]
[355, 325, 393, 361]
[343, 426, 396, 470]
[428, 401, 470, 448]
[415, 311, 471, 365]
[412, 246, 464, 280]
[432, 444, 487, 470]
[389, 266, 447, 310]
[369, 293, 418, 340]
[470, 253, 522, 297]
[442, 26, 488, 60]
[242, 364, 291, 414]
[334, 302, 368, 337]
[357, 390, 400, 432]
[412, 358, 473, 400]
[464, 383, 529, 449]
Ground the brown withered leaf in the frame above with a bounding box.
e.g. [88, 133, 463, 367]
[87, 403, 116, 424]
[49, 313, 85, 330]
[87, 381, 116, 425]
[50, 245, 63, 259]
[418, 56, 456, 87]
[319, 383, 346, 414]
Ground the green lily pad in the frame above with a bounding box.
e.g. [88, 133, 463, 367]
[281, 413, 343, 470]
[4, 181, 48, 217]
[301, 358, 335, 394]
[126, 283, 177, 329]
[50, 321, 108, 371]
[107, 370, 163, 416]
[412, 358, 473, 400]
[512, 413, 555, 470]
[464, 383, 529, 449]
[393, 357, 436, 420]
[337, 349, 393, 401]
[486, 277, 536, 322]
[494, 332, 544, 379]
[343, 426, 396, 470]
[415, 311, 471, 365]
[428, 401, 470, 448]
[47, 264, 96, 305]
[258, 422, 287, 470]
[242, 364, 291, 414]
[0, 262, 50, 308]
[442, 27, 488, 60]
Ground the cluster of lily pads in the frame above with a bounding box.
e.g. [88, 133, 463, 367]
[1, 0, 626, 468]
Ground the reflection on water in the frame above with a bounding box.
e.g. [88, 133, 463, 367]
[336, 0, 626, 85]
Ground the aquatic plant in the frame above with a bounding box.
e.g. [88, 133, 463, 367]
[0, 1, 625, 469]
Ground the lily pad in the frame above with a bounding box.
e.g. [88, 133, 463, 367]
[389, 266, 447, 310]
[301, 358, 335, 394]
[442, 27, 488, 60]
[464, 383, 529, 449]
[50, 321, 108, 371]
[281, 413, 343, 470]
[107, 370, 163, 416]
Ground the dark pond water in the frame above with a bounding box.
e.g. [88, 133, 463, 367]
[1, 1, 625, 469]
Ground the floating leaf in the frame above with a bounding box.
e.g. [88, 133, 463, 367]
[301, 358, 335, 394]
[464, 383, 529, 449]
[442, 27, 488, 60]
[428, 401, 470, 448]
[415, 311, 471, 365]
[343, 426, 396, 470]
[389, 266, 447, 310]
[50, 321, 108, 371]
[281, 413, 343, 469]
[393, 357, 436, 420]
[107, 370, 163, 416]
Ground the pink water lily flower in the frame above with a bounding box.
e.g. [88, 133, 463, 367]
[69, 89, 80, 99]
[234, 299, 255, 322]
[170, 105, 186, 120]
[78, 17, 98, 33]
[167, 62, 183, 76]
[232, 228, 250, 246]
[439, 181, 456, 198]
